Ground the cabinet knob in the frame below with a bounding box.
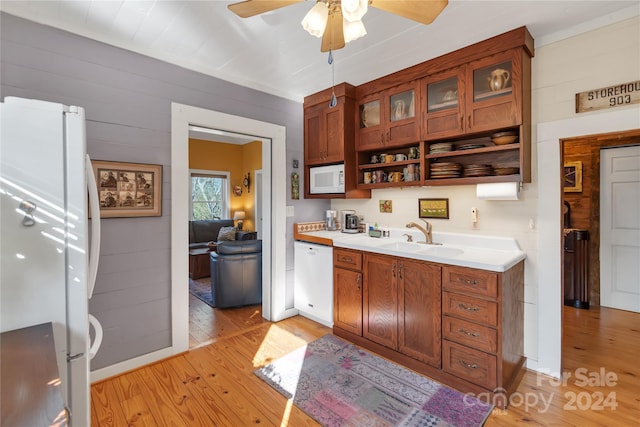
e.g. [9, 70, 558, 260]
[458, 303, 480, 312]
[458, 328, 480, 337]
[459, 359, 479, 369]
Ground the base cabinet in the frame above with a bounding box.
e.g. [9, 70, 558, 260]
[333, 249, 363, 335]
[397, 258, 442, 367]
[333, 250, 525, 408]
[363, 253, 442, 368]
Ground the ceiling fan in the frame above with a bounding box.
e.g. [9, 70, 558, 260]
[228, 0, 449, 52]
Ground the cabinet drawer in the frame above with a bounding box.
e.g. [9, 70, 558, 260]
[334, 249, 362, 271]
[443, 292, 498, 326]
[442, 315, 497, 354]
[443, 341, 497, 390]
[442, 266, 497, 298]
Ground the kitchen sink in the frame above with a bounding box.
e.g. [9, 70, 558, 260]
[378, 241, 423, 252]
[419, 246, 464, 257]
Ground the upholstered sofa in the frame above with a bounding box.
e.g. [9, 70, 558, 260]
[209, 240, 262, 308]
[189, 219, 256, 249]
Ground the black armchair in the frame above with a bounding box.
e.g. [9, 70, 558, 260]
[210, 240, 262, 308]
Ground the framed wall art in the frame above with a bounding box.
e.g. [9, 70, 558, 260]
[563, 161, 583, 193]
[92, 160, 162, 218]
[419, 198, 449, 219]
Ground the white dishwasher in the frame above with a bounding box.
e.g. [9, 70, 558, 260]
[294, 241, 334, 327]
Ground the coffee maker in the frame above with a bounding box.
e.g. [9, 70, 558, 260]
[325, 209, 337, 231]
[341, 210, 360, 234]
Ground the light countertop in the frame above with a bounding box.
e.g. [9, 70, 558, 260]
[295, 228, 526, 272]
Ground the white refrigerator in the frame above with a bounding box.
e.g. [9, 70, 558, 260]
[0, 96, 103, 425]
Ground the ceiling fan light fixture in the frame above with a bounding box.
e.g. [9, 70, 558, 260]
[341, 0, 368, 22]
[343, 18, 367, 43]
[301, 2, 329, 38]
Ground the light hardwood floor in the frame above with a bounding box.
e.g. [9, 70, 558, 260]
[92, 297, 639, 426]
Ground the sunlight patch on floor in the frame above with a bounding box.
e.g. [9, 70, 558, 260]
[251, 324, 308, 368]
[279, 398, 295, 426]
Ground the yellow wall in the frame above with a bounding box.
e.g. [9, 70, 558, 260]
[189, 138, 261, 230]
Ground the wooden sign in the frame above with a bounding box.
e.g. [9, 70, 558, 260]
[576, 80, 640, 113]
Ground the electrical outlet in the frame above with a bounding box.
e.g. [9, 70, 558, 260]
[471, 207, 478, 223]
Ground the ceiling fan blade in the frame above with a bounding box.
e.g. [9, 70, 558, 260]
[228, 0, 302, 18]
[321, 9, 346, 52]
[370, 0, 448, 25]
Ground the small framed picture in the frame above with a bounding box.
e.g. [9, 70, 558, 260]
[564, 161, 583, 193]
[419, 198, 449, 219]
[379, 200, 392, 213]
[92, 160, 162, 218]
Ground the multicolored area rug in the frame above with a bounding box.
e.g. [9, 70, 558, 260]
[255, 334, 493, 427]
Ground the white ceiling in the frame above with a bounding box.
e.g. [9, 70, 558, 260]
[1, 1, 638, 103]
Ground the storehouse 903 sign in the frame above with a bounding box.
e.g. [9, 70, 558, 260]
[575, 80, 640, 113]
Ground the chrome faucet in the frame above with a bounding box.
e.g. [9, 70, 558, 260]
[406, 219, 433, 244]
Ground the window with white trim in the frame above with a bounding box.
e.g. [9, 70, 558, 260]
[190, 170, 230, 220]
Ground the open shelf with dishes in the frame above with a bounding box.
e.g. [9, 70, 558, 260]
[424, 129, 525, 185]
[356, 143, 423, 188]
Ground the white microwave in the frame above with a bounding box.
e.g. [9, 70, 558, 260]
[309, 164, 345, 194]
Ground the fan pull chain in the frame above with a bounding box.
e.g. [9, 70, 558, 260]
[328, 50, 337, 108]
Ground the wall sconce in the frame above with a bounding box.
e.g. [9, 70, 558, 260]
[243, 172, 251, 193]
[233, 210, 246, 230]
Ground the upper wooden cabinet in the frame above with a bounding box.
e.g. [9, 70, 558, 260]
[422, 48, 524, 140]
[303, 27, 534, 193]
[355, 26, 534, 187]
[304, 85, 350, 165]
[356, 81, 421, 151]
[466, 49, 523, 133]
[303, 83, 370, 199]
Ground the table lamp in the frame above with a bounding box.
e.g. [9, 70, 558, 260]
[233, 211, 246, 230]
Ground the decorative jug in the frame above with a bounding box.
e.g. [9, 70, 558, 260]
[488, 68, 510, 91]
[393, 99, 406, 121]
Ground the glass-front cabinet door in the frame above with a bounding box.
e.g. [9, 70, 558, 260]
[421, 67, 465, 140]
[357, 95, 383, 151]
[467, 49, 521, 133]
[385, 81, 420, 147]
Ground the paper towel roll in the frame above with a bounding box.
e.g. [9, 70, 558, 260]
[476, 182, 520, 200]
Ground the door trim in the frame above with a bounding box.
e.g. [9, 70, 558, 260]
[171, 102, 288, 354]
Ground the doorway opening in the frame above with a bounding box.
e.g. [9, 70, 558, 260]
[186, 129, 269, 349]
[560, 129, 640, 374]
[171, 103, 292, 356]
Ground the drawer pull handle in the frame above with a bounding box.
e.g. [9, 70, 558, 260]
[459, 359, 478, 369]
[458, 303, 480, 312]
[341, 256, 353, 263]
[356, 274, 361, 290]
[458, 328, 480, 337]
[458, 277, 478, 285]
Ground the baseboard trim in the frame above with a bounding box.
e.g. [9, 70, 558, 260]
[90, 347, 177, 383]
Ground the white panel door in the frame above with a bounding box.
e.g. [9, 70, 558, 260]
[600, 145, 640, 312]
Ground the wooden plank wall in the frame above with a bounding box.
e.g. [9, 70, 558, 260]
[0, 13, 305, 371]
[562, 129, 640, 306]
